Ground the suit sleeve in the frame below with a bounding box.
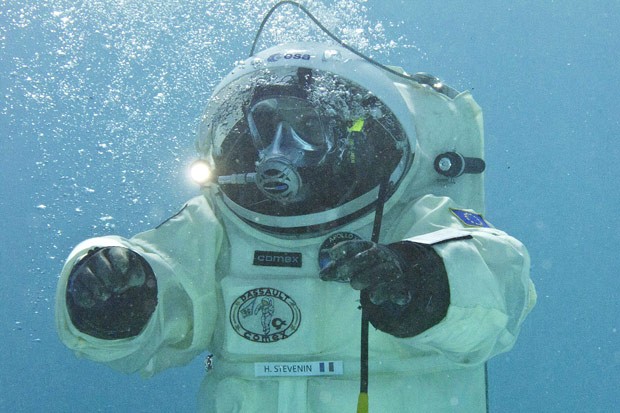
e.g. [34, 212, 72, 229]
[385, 195, 536, 365]
[55, 196, 224, 377]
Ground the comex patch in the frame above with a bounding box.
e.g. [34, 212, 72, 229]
[450, 208, 491, 228]
[230, 287, 301, 343]
[253, 250, 302, 268]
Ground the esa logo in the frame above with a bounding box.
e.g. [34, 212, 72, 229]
[267, 53, 312, 62]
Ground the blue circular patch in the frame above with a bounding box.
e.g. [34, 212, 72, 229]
[318, 231, 362, 270]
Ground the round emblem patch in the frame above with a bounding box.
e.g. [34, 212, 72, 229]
[230, 287, 301, 343]
[318, 231, 362, 270]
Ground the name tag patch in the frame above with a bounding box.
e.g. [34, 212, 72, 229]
[253, 251, 302, 267]
[255, 361, 344, 377]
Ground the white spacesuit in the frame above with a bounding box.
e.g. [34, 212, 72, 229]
[56, 42, 536, 412]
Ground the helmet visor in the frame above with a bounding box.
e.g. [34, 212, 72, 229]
[197, 66, 412, 227]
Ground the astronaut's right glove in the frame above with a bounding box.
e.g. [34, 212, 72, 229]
[320, 240, 450, 338]
[66, 246, 158, 340]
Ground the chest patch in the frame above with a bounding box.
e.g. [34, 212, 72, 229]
[253, 250, 302, 267]
[230, 287, 302, 343]
[318, 231, 362, 269]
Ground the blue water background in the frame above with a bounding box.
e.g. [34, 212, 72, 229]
[1, 0, 618, 411]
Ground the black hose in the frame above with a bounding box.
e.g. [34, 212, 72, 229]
[249, 1, 421, 84]
[359, 179, 389, 407]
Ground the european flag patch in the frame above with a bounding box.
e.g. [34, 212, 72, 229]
[450, 208, 491, 228]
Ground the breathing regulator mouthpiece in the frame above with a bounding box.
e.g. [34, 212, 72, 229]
[190, 158, 302, 204]
[255, 157, 303, 203]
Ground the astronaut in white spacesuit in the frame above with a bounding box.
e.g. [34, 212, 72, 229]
[56, 41, 536, 412]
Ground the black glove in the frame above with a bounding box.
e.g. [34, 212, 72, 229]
[66, 246, 158, 339]
[319, 239, 412, 306]
[320, 240, 450, 338]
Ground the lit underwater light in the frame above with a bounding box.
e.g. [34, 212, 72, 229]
[189, 159, 212, 185]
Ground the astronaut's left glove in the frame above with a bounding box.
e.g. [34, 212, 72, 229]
[320, 240, 450, 338]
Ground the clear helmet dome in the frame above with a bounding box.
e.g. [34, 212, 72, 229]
[197, 43, 414, 235]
